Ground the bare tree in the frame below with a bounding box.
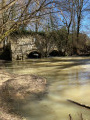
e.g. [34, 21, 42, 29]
[35, 33, 56, 57]
[75, 0, 84, 42]
[0, 0, 57, 42]
[54, 0, 90, 54]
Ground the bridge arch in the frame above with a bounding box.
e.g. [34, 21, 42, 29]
[27, 50, 41, 59]
[49, 50, 60, 57]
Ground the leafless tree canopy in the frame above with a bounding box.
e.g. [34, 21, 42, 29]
[0, 0, 90, 43]
[0, 0, 58, 42]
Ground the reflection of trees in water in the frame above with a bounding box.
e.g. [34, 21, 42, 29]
[68, 99, 90, 120]
[69, 113, 84, 120]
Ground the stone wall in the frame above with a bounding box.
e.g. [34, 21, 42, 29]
[10, 35, 37, 60]
[9, 34, 59, 60]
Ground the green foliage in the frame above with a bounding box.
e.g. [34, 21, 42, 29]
[10, 29, 46, 37]
[47, 27, 68, 52]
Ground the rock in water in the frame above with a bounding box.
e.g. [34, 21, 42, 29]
[0, 70, 17, 86]
[1, 74, 47, 101]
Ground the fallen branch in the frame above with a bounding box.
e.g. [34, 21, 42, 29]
[67, 99, 90, 109]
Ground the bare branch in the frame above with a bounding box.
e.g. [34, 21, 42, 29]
[0, 0, 18, 14]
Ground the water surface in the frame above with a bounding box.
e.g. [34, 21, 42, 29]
[4, 57, 90, 120]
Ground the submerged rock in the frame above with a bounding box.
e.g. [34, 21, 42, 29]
[0, 70, 17, 86]
[0, 71, 47, 120]
[1, 74, 47, 101]
[0, 62, 47, 119]
[0, 68, 46, 120]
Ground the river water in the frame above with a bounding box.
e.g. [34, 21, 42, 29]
[3, 57, 90, 120]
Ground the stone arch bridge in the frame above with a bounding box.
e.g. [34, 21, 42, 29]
[10, 35, 58, 60]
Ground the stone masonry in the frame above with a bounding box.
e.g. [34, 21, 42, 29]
[10, 35, 37, 60]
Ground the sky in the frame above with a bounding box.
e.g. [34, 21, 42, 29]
[81, 16, 90, 37]
[25, 0, 90, 38]
[81, 0, 90, 37]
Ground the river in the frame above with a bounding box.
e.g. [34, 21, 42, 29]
[3, 57, 90, 120]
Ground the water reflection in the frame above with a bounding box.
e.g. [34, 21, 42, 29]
[4, 57, 90, 120]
